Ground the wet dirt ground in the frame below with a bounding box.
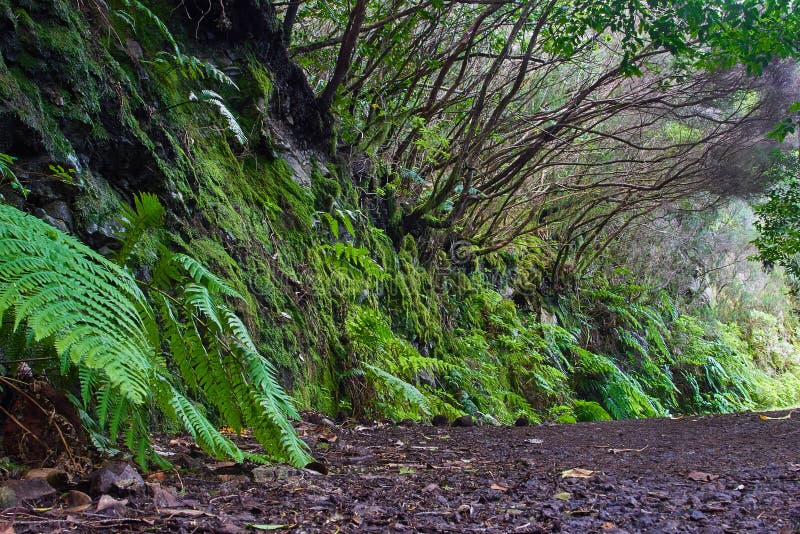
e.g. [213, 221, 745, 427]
[2, 409, 798, 533]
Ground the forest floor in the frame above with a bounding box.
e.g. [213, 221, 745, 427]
[1, 409, 798, 533]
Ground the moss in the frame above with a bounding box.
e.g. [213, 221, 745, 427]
[311, 167, 340, 213]
[573, 400, 612, 422]
[0, 67, 73, 157]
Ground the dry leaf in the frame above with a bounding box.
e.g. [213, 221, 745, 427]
[206, 461, 237, 471]
[609, 446, 648, 454]
[524, 438, 544, 445]
[0, 521, 14, 534]
[687, 471, 719, 482]
[554, 492, 571, 501]
[759, 411, 793, 420]
[561, 468, 596, 479]
[63, 490, 92, 513]
[96, 494, 128, 512]
[601, 522, 617, 530]
[146, 471, 167, 483]
[490, 483, 509, 492]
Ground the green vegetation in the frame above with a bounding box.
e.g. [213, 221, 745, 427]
[0, 199, 310, 467]
[0, 0, 799, 468]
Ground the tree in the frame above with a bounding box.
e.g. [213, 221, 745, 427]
[753, 152, 800, 283]
[287, 0, 798, 251]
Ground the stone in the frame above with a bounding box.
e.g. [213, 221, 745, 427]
[284, 151, 311, 188]
[431, 414, 449, 427]
[33, 208, 69, 233]
[125, 38, 144, 59]
[514, 416, 530, 427]
[89, 462, 145, 495]
[42, 200, 73, 231]
[0, 486, 16, 508]
[23, 468, 69, 490]
[3, 477, 56, 502]
[252, 465, 293, 483]
[452, 415, 474, 427]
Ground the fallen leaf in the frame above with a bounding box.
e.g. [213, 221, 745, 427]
[23, 468, 68, 489]
[601, 522, 617, 530]
[561, 468, 596, 479]
[206, 461, 237, 471]
[96, 494, 128, 512]
[554, 492, 571, 501]
[687, 471, 719, 482]
[146, 471, 167, 483]
[490, 483, 509, 492]
[63, 490, 92, 513]
[423, 483, 440, 493]
[0, 520, 13, 534]
[609, 446, 648, 454]
[249, 525, 288, 531]
[788, 465, 800, 472]
[759, 411, 794, 420]
[524, 438, 544, 445]
[304, 461, 328, 475]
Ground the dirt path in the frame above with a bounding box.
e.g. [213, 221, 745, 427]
[3, 410, 799, 533]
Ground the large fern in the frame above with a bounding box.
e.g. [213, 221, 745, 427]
[0, 204, 158, 405]
[0, 202, 310, 467]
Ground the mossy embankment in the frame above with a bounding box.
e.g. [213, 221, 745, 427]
[1, 0, 798, 431]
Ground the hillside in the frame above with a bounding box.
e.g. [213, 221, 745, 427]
[0, 0, 799, 474]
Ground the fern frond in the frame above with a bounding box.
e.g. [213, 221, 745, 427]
[116, 192, 165, 264]
[189, 90, 247, 145]
[123, 0, 179, 55]
[364, 363, 431, 416]
[172, 253, 242, 298]
[184, 283, 223, 331]
[0, 205, 158, 405]
[167, 387, 243, 462]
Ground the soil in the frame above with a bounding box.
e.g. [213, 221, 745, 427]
[1, 409, 798, 533]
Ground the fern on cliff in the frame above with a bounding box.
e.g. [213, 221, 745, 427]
[0, 201, 310, 467]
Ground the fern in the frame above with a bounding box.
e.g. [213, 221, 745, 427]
[364, 363, 431, 416]
[0, 152, 27, 197]
[189, 90, 247, 145]
[0, 203, 311, 467]
[322, 242, 388, 281]
[155, 250, 311, 465]
[116, 192, 165, 264]
[0, 204, 158, 404]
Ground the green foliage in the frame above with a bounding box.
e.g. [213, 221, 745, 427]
[0, 153, 28, 197]
[118, 0, 237, 89]
[188, 90, 247, 145]
[116, 192, 166, 264]
[322, 242, 388, 281]
[345, 306, 457, 419]
[752, 154, 800, 281]
[0, 201, 310, 467]
[573, 400, 612, 422]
